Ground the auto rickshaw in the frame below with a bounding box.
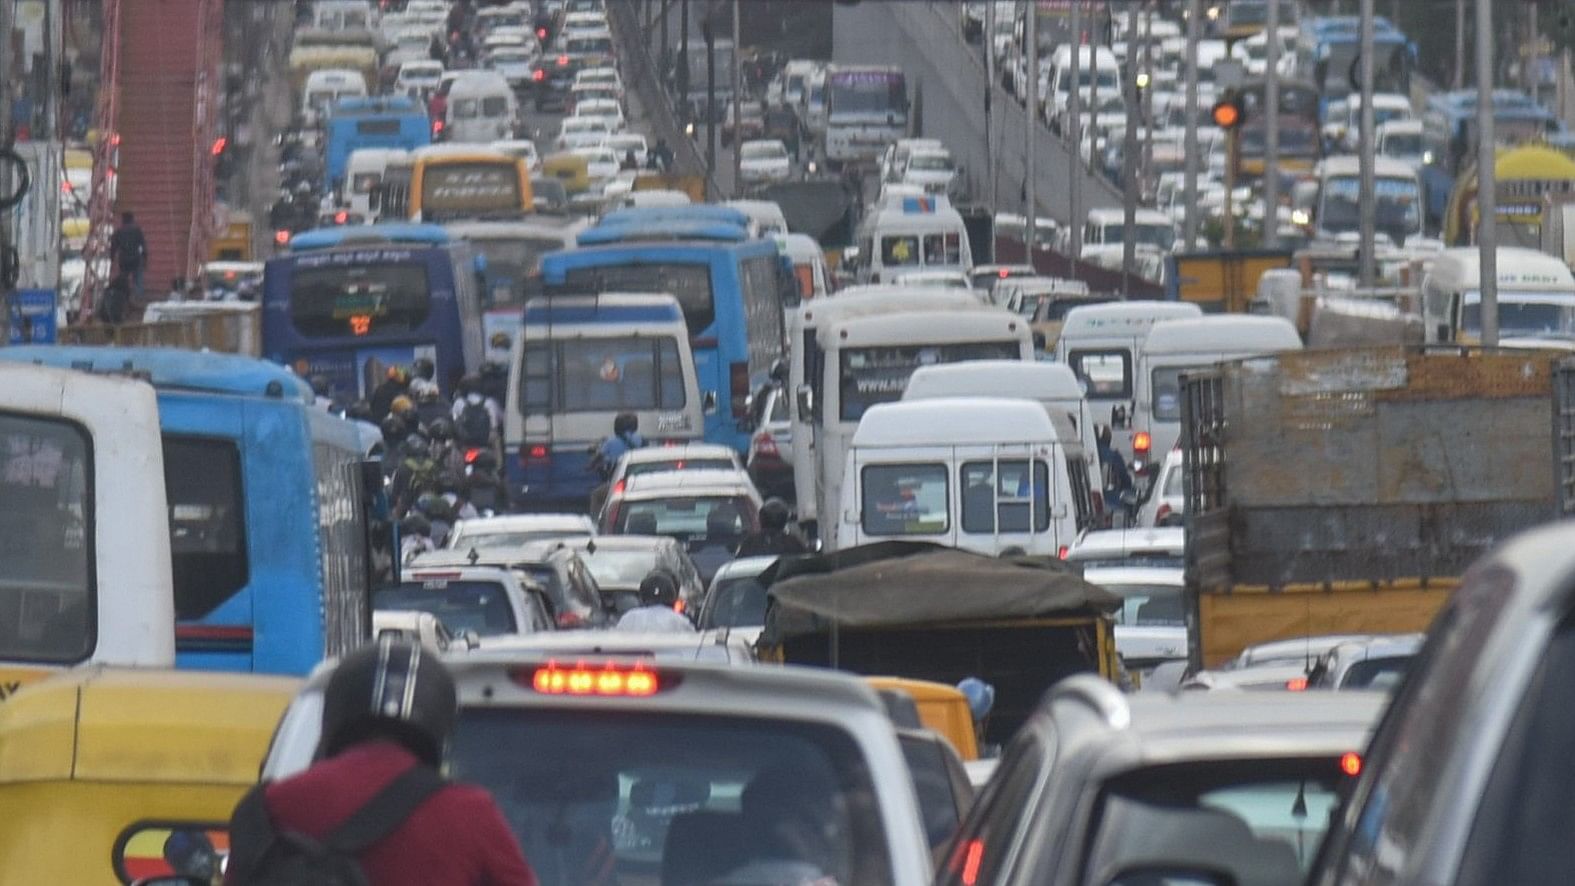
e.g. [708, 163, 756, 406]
[756, 541, 1120, 745]
[865, 676, 980, 761]
[0, 667, 298, 884]
[541, 151, 592, 195]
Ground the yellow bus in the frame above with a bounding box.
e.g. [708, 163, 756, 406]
[407, 145, 533, 223]
[1445, 142, 1575, 247]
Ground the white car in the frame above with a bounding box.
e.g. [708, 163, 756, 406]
[558, 10, 608, 39]
[600, 132, 648, 169]
[573, 65, 623, 92]
[1134, 447, 1184, 527]
[491, 138, 541, 172]
[897, 147, 959, 196]
[1064, 527, 1185, 568]
[555, 115, 612, 151]
[378, 565, 553, 640]
[738, 139, 792, 183]
[486, 46, 537, 87]
[446, 513, 597, 549]
[1081, 564, 1187, 674]
[607, 443, 746, 495]
[892, 269, 973, 291]
[696, 555, 779, 647]
[573, 97, 626, 132]
[571, 145, 621, 181]
[394, 60, 444, 98]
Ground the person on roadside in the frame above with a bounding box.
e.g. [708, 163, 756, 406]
[225, 637, 538, 886]
[109, 211, 149, 299]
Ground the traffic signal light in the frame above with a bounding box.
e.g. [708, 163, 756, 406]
[1211, 91, 1246, 130]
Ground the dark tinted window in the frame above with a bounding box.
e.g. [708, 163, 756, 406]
[838, 341, 1022, 421]
[453, 709, 893, 886]
[563, 263, 714, 335]
[290, 262, 431, 338]
[164, 436, 249, 620]
[1340, 655, 1412, 690]
[861, 463, 949, 536]
[376, 578, 517, 636]
[899, 733, 966, 849]
[702, 575, 769, 628]
[0, 412, 93, 663]
[960, 460, 1050, 534]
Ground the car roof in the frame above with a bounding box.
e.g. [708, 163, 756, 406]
[619, 468, 758, 498]
[1234, 633, 1381, 667]
[904, 360, 1086, 403]
[400, 564, 520, 584]
[452, 513, 596, 534]
[473, 631, 753, 662]
[1081, 566, 1186, 589]
[621, 443, 739, 464]
[1327, 632, 1426, 661]
[1067, 527, 1187, 559]
[571, 534, 680, 554]
[852, 397, 1059, 447]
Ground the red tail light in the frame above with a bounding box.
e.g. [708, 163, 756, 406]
[334, 210, 348, 224]
[730, 362, 750, 419]
[533, 69, 546, 82]
[1057, 545, 1069, 559]
[525, 660, 661, 696]
[1155, 503, 1172, 523]
[753, 430, 779, 458]
[273, 229, 290, 246]
[211, 136, 227, 157]
[1133, 431, 1152, 456]
[673, 598, 686, 614]
[1339, 751, 1363, 776]
[521, 444, 549, 466]
[465, 447, 483, 464]
[611, 479, 625, 496]
[432, 119, 445, 135]
[1286, 676, 1309, 691]
[537, 27, 548, 39]
[557, 55, 569, 66]
[955, 838, 985, 886]
[555, 611, 587, 629]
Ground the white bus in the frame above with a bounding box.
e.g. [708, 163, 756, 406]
[824, 65, 909, 167]
[850, 195, 973, 285]
[1131, 315, 1303, 472]
[799, 304, 1034, 545]
[786, 287, 987, 529]
[836, 398, 1083, 556]
[1055, 300, 1203, 457]
[505, 293, 705, 509]
[343, 147, 410, 221]
[903, 360, 1103, 528]
[1, 365, 175, 694]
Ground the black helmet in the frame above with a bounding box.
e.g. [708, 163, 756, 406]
[317, 636, 457, 767]
[381, 415, 409, 444]
[638, 571, 680, 609]
[400, 512, 432, 537]
[412, 356, 436, 381]
[308, 374, 332, 398]
[458, 374, 482, 396]
[613, 412, 638, 436]
[759, 498, 791, 532]
[426, 416, 455, 441]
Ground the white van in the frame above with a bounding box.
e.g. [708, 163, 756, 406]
[836, 398, 1081, 557]
[1045, 45, 1122, 125]
[445, 71, 518, 143]
[786, 286, 989, 531]
[1420, 247, 1575, 346]
[1055, 301, 1203, 457]
[343, 147, 409, 220]
[723, 199, 789, 238]
[777, 232, 831, 303]
[302, 69, 368, 126]
[1132, 315, 1303, 471]
[903, 360, 1103, 528]
[850, 194, 974, 285]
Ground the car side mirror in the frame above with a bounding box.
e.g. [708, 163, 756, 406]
[795, 383, 814, 418]
[702, 390, 719, 415]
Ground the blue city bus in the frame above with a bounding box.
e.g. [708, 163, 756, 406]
[539, 224, 789, 453]
[0, 346, 389, 676]
[264, 224, 485, 400]
[324, 96, 431, 189]
[1420, 90, 1564, 230]
[1294, 17, 1415, 118]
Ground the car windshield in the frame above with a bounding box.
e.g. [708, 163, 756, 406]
[472, 237, 563, 304]
[452, 709, 893, 886]
[1340, 654, 1412, 690]
[1320, 175, 1421, 237]
[1460, 295, 1575, 338]
[626, 458, 735, 477]
[578, 549, 660, 588]
[1382, 132, 1424, 156]
[907, 154, 954, 171]
[702, 574, 769, 628]
[615, 496, 750, 541]
[375, 579, 517, 637]
[1080, 759, 1348, 882]
[742, 143, 786, 160]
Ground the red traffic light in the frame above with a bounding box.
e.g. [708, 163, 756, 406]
[1211, 94, 1245, 130]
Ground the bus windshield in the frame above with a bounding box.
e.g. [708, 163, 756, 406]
[838, 341, 1022, 421]
[562, 263, 714, 335]
[829, 71, 905, 116]
[1460, 294, 1575, 339]
[0, 412, 91, 664]
[421, 161, 521, 219]
[290, 262, 432, 338]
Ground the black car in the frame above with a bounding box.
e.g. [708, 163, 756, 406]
[529, 55, 579, 111]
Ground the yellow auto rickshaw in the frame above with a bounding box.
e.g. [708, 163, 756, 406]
[541, 151, 592, 195]
[0, 667, 298, 884]
[865, 676, 980, 761]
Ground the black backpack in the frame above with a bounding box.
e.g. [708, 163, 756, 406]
[456, 399, 493, 446]
[227, 765, 445, 886]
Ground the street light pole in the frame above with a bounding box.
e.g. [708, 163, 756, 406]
[731, 0, 741, 196]
[1263, 0, 1280, 248]
[1122, 0, 1140, 289]
[1357, 0, 1377, 287]
[1070, 0, 1084, 257]
[1027, 5, 1039, 263]
[1182, 0, 1200, 248]
[1477, 0, 1499, 345]
[986, 0, 998, 209]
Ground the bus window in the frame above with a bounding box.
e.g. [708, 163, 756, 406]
[861, 463, 949, 536]
[740, 255, 786, 368]
[163, 436, 249, 620]
[562, 264, 714, 334]
[882, 235, 920, 267]
[290, 263, 432, 338]
[0, 412, 92, 663]
[555, 337, 688, 412]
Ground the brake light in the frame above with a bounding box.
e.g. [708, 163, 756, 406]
[673, 598, 686, 614]
[1155, 503, 1172, 523]
[730, 362, 750, 419]
[334, 210, 348, 224]
[557, 54, 569, 66]
[527, 660, 661, 696]
[465, 447, 483, 464]
[1133, 431, 1152, 456]
[533, 69, 545, 81]
[1340, 751, 1363, 777]
[611, 479, 625, 496]
[274, 229, 290, 246]
[537, 27, 548, 38]
[555, 611, 587, 629]
[997, 268, 1010, 279]
[1286, 676, 1309, 692]
[521, 444, 549, 466]
[753, 430, 779, 458]
[432, 119, 445, 135]
[960, 839, 985, 886]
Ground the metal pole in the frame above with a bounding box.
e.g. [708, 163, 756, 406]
[1263, 0, 1280, 247]
[986, 0, 997, 209]
[1142, 2, 1154, 193]
[1089, 30, 1100, 175]
[678, 0, 690, 120]
[731, 0, 741, 196]
[1454, 0, 1465, 90]
[1477, 0, 1498, 346]
[1122, 0, 1139, 289]
[1026, 5, 1039, 262]
[1357, 0, 1376, 286]
[1182, 0, 1200, 248]
[1070, 0, 1083, 256]
[705, 23, 716, 182]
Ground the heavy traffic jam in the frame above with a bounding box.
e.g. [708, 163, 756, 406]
[3, 0, 1574, 883]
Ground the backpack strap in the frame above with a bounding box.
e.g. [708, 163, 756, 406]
[226, 782, 280, 882]
[323, 764, 448, 855]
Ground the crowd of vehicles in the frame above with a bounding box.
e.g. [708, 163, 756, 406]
[15, 0, 1575, 883]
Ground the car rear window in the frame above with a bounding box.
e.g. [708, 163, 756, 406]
[615, 496, 751, 541]
[626, 458, 735, 478]
[452, 708, 894, 886]
[702, 575, 769, 629]
[376, 579, 516, 636]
